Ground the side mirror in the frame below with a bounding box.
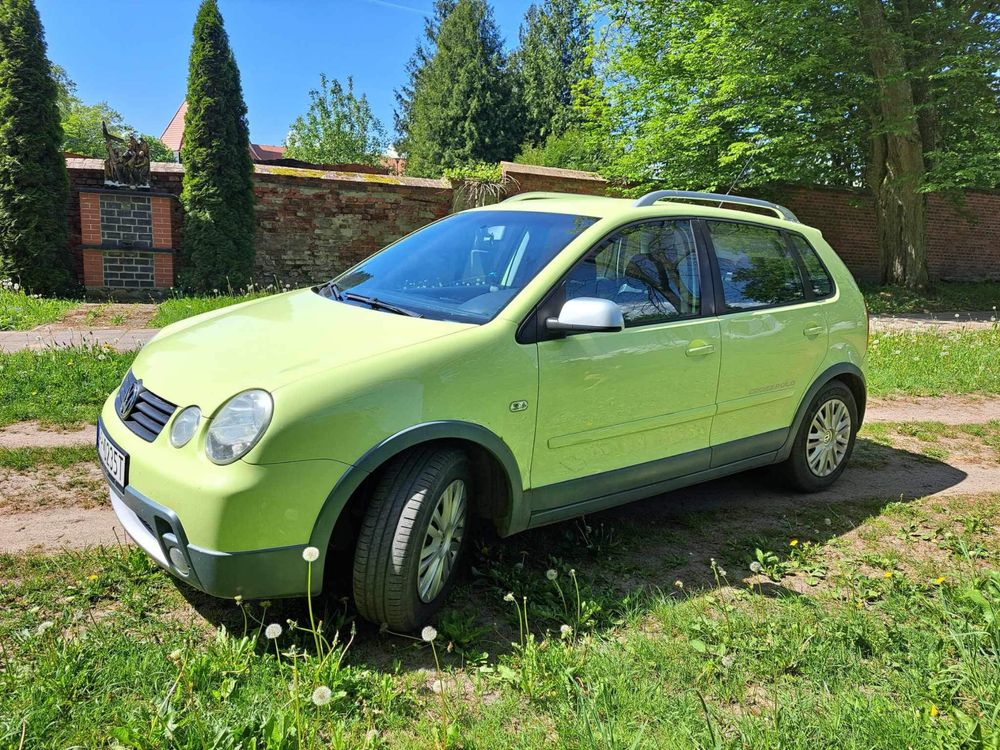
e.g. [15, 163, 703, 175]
[546, 297, 625, 334]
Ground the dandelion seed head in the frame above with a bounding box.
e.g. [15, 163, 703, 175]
[546, 569, 558, 581]
[503, 592, 515, 602]
[560, 624, 573, 638]
[265, 623, 283, 639]
[302, 546, 320, 562]
[421, 625, 438, 642]
[749, 561, 763, 574]
[312, 685, 333, 706]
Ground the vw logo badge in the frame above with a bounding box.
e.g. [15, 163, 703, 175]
[119, 379, 142, 419]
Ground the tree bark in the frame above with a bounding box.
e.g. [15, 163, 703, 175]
[857, 0, 930, 290]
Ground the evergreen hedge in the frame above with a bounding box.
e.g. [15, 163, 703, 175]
[180, 0, 255, 292]
[0, 0, 73, 295]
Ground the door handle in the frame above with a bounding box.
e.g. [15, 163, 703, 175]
[803, 324, 825, 337]
[686, 341, 716, 357]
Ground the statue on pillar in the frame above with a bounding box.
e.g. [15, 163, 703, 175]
[103, 122, 151, 188]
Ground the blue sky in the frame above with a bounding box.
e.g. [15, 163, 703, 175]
[37, 0, 537, 147]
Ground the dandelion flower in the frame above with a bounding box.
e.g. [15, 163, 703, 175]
[421, 625, 438, 643]
[302, 546, 320, 562]
[265, 623, 283, 639]
[929, 704, 939, 717]
[87, 574, 99, 581]
[789, 539, 799, 547]
[546, 569, 558, 581]
[934, 576, 945, 585]
[312, 686, 333, 706]
[749, 561, 763, 574]
[883, 571, 893, 579]
[560, 624, 573, 638]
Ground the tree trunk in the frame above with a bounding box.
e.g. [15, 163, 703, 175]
[857, 0, 930, 290]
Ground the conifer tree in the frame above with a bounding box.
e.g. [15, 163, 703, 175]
[398, 0, 517, 176]
[180, 0, 255, 291]
[0, 0, 73, 294]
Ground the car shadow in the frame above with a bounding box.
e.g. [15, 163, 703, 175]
[178, 438, 969, 672]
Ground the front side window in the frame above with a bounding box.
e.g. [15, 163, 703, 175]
[564, 220, 701, 327]
[330, 210, 597, 323]
[707, 221, 805, 310]
[789, 234, 835, 297]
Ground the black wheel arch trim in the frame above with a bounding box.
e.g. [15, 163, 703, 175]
[776, 362, 866, 462]
[308, 421, 526, 575]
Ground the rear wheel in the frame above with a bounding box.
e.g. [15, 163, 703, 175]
[777, 381, 858, 492]
[352, 446, 472, 631]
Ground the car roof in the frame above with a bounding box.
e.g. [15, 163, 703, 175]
[467, 191, 812, 233]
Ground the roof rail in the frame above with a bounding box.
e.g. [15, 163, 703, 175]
[633, 190, 799, 223]
[503, 191, 593, 202]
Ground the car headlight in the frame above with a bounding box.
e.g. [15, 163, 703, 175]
[205, 390, 273, 465]
[170, 406, 202, 448]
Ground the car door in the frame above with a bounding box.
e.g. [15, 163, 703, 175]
[529, 219, 722, 509]
[704, 220, 829, 463]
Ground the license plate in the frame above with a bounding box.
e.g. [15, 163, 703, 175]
[97, 421, 129, 491]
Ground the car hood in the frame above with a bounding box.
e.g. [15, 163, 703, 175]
[131, 289, 474, 411]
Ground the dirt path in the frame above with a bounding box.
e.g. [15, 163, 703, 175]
[0, 506, 124, 552]
[867, 395, 1000, 424]
[48, 302, 158, 330]
[0, 420, 94, 448]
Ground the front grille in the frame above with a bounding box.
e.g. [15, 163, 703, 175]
[116, 370, 177, 442]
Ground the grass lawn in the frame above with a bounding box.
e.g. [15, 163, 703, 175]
[151, 291, 274, 328]
[0, 287, 76, 331]
[861, 281, 1000, 315]
[1, 490, 997, 748]
[0, 347, 134, 428]
[867, 328, 1000, 397]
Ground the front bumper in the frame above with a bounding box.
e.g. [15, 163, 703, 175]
[108, 481, 318, 599]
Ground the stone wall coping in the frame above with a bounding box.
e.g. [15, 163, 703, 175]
[501, 160, 607, 183]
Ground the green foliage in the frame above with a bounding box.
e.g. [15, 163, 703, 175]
[399, 0, 519, 177]
[53, 66, 174, 162]
[587, 0, 1000, 193]
[442, 161, 503, 183]
[511, 0, 592, 147]
[0, 0, 73, 295]
[179, 0, 256, 292]
[0, 346, 134, 427]
[514, 126, 607, 173]
[284, 74, 388, 166]
[0, 280, 75, 330]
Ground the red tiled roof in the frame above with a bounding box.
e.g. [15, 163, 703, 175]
[160, 101, 285, 160]
[160, 101, 187, 151]
[249, 143, 286, 161]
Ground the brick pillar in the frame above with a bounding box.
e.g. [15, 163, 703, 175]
[80, 192, 101, 245]
[151, 196, 173, 249]
[153, 253, 174, 289]
[82, 249, 103, 287]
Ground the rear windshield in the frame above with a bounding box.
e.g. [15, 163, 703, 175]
[328, 210, 598, 323]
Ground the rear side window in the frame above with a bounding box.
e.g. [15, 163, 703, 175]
[789, 235, 835, 297]
[706, 221, 805, 310]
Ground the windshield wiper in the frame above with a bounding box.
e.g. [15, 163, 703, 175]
[317, 280, 344, 300]
[344, 293, 422, 318]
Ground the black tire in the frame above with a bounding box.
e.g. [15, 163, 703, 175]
[777, 381, 858, 492]
[352, 446, 472, 632]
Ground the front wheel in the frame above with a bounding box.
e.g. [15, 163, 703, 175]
[352, 447, 472, 632]
[777, 381, 858, 492]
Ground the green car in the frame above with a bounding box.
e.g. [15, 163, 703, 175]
[98, 190, 867, 630]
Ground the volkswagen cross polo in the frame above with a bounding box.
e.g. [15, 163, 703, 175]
[98, 190, 868, 630]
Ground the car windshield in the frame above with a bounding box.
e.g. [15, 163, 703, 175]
[322, 210, 598, 323]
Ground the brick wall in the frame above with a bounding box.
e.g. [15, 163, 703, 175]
[251, 164, 453, 286]
[64, 158, 1000, 290]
